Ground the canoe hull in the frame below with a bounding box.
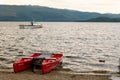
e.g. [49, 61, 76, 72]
[42, 54, 63, 74]
[13, 53, 41, 73]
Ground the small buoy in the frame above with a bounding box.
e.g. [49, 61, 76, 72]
[99, 59, 105, 62]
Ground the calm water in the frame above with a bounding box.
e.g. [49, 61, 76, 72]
[0, 22, 120, 73]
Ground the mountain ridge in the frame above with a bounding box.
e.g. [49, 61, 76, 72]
[0, 5, 120, 22]
[79, 17, 120, 22]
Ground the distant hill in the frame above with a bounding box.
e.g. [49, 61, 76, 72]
[81, 17, 120, 22]
[0, 5, 120, 22]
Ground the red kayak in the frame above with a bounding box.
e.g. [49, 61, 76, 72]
[13, 52, 63, 74]
[41, 53, 63, 74]
[13, 53, 41, 73]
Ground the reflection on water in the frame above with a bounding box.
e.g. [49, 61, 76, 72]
[0, 22, 120, 73]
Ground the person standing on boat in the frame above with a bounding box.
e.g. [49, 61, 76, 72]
[31, 21, 34, 26]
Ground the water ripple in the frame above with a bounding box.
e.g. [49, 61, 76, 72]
[0, 22, 120, 73]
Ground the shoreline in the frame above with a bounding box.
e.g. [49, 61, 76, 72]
[0, 69, 112, 80]
[0, 66, 120, 80]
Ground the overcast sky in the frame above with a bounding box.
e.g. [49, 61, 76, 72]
[0, 0, 120, 13]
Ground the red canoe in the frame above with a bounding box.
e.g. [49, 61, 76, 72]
[41, 53, 63, 74]
[13, 52, 63, 74]
[13, 53, 42, 73]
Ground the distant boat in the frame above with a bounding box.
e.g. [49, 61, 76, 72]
[19, 21, 43, 29]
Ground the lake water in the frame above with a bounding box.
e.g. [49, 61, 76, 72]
[0, 22, 120, 73]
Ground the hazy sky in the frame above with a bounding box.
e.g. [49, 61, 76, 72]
[0, 0, 120, 13]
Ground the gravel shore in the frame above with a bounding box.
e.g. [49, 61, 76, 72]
[0, 69, 111, 80]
